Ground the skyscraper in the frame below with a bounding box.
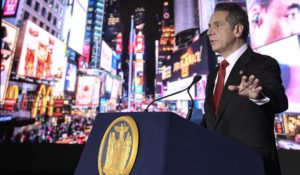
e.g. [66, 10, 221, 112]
[155, 0, 175, 97]
[174, 0, 199, 46]
[158, 1, 175, 72]
[84, 0, 105, 69]
[102, 0, 122, 50]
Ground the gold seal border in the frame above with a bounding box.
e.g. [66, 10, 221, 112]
[98, 116, 139, 175]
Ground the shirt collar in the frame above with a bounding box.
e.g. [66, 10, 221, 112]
[221, 44, 248, 66]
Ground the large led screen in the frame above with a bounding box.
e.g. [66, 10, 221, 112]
[255, 35, 300, 150]
[1, 20, 18, 104]
[111, 78, 122, 99]
[2, 0, 20, 17]
[16, 21, 67, 80]
[75, 76, 101, 107]
[161, 38, 209, 83]
[256, 35, 300, 112]
[64, 63, 77, 92]
[247, 0, 300, 49]
[247, 0, 300, 150]
[100, 41, 113, 72]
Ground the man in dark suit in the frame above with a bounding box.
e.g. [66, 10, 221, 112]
[202, 3, 288, 175]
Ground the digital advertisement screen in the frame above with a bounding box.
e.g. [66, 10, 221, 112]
[195, 75, 207, 100]
[161, 38, 209, 83]
[105, 74, 113, 93]
[64, 63, 77, 92]
[255, 35, 300, 150]
[247, 0, 300, 49]
[163, 76, 196, 101]
[111, 78, 121, 99]
[100, 41, 113, 72]
[1, 20, 18, 104]
[2, 0, 19, 17]
[16, 20, 67, 80]
[256, 35, 300, 112]
[111, 52, 118, 75]
[75, 76, 101, 107]
[66, 0, 88, 55]
[247, 0, 300, 150]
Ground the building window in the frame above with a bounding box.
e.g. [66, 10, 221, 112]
[34, 2, 40, 12]
[49, 0, 54, 7]
[32, 16, 37, 23]
[53, 17, 57, 26]
[44, 0, 48, 3]
[54, 4, 59, 12]
[41, 7, 46, 17]
[26, 0, 32, 6]
[40, 22, 44, 28]
[51, 30, 55, 35]
[57, 21, 62, 29]
[59, 8, 64, 18]
[46, 26, 50, 32]
[23, 11, 30, 20]
[47, 12, 52, 22]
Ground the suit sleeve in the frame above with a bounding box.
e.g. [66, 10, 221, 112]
[258, 56, 288, 113]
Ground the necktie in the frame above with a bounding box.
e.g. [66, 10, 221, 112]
[213, 60, 229, 114]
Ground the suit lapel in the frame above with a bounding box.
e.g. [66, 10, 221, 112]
[212, 48, 253, 130]
[206, 66, 218, 117]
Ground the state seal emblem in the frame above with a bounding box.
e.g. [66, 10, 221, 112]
[98, 116, 139, 175]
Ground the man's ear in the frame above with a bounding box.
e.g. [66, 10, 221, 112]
[234, 24, 244, 38]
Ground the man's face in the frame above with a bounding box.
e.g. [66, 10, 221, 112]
[207, 11, 238, 57]
[248, 0, 300, 49]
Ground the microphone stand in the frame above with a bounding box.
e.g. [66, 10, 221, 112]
[186, 86, 194, 121]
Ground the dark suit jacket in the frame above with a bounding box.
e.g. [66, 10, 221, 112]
[202, 47, 288, 175]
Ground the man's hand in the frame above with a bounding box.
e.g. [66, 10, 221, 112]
[228, 75, 263, 99]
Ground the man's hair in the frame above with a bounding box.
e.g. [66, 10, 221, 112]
[215, 3, 249, 41]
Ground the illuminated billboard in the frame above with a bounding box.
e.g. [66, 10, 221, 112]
[16, 20, 67, 80]
[247, 0, 300, 49]
[135, 31, 145, 53]
[164, 76, 196, 100]
[162, 38, 209, 84]
[66, 0, 88, 54]
[111, 78, 121, 99]
[1, 20, 19, 104]
[111, 52, 118, 75]
[64, 63, 77, 92]
[100, 41, 112, 72]
[105, 74, 113, 93]
[75, 76, 100, 107]
[2, 0, 20, 17]
[256, 34, 300, 112]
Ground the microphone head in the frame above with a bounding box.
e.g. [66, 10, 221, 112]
[192, 75, 202, 84]
[187, 75, 202, 90]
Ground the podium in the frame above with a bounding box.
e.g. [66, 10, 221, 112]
[75, 112, 264, 175]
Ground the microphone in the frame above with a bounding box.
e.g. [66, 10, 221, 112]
[186, 74, 202, 90]
[186, 74, 202, 120]
[144, 75, 202, 120]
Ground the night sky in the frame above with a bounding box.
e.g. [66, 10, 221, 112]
[119, 0, 172, 94]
